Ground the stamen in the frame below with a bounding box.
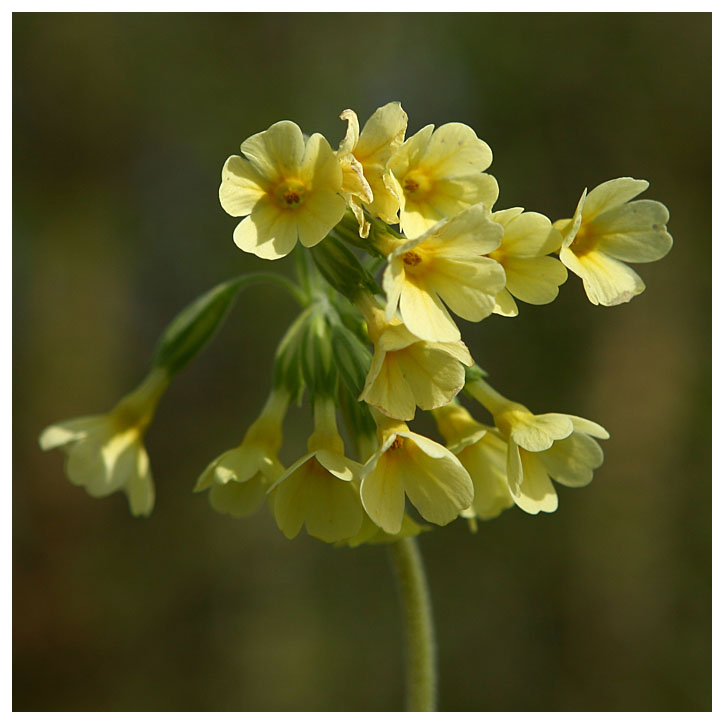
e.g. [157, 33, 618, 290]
[402, 251, 422, 267]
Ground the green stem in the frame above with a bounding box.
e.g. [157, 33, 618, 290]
[389, 537, 437, 712]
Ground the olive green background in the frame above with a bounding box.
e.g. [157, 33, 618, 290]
[13, 13, 711, 712]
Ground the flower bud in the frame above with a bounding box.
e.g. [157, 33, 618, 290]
[331, 322, 372, 398]
[309, 234, 379, 302]
[152, 279, 243, 376]
[301, 311, 337, 399]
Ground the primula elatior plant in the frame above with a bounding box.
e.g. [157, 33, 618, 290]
[40, 102, 673, 711]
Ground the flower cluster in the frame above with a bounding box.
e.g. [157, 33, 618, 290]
[40, 102, 672, 545]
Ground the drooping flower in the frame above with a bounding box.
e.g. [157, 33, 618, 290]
[356, 293, 472, 421]
[387, 122, 499, 238]
[219, 120, 346, 260]
[269, 397, 363, 543]
[487, 208, 568, 317]
[360, 413, 474, 535]
[339, 510, 429, 548]
[194, 387, 289, 518]
[554, 177, 672, 306]
[381, 204, 505, 342]
[467, 378, 609, 515]
[38, 368, 169, 516]
[336, 102, 408, 236]
[432, 402, 513, 521]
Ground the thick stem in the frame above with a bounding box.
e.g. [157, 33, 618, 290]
[389, 537, 437, 712]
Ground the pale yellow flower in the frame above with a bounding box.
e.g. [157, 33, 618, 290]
[554, 177, 672, 306]
[487, 208, 568, 317]
[220, 120, 346, 260]
[432, 402, 513, 521]
[382, 204, 505, 342]
[387, 122, 499, 238]
[360, 414, 473, 535]
[269, 397, 362, 543]
[337, 102, 408, 236]
[339, 510, 429, 548]
[39, 368, 169, 516]
[194, 388, 288, 518]
[356, 294, 473, 421]
[467, 379, 609, 515]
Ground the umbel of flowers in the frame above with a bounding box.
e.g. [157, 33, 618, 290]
[41, 102, 673, 545]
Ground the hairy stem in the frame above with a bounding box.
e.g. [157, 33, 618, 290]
[389, 537, 437, 711]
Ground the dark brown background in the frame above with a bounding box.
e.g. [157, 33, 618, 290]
[13, 12, 711, 711]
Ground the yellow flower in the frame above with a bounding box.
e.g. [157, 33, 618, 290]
[38, 368, 169, 516]
[382, 204, 505, 342]
[339, 511, 429, 548]
[269, 397, 362, 543]
[467, 379, 609, 515]
[432, 402, 513, 521]
[219, 120, 346, 260]
[337, 102, 408, 236]
[194, 388, 288, 518]
[554, 177, 673, 306]
[387, 122, 499, 238]
[360, 414, 473, 535]
[487, 208, 568, 317]
[356, 293, 473, 421]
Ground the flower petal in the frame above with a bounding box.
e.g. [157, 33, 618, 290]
[388, 124, 435, 180]
[538, 433, 604, 488]
[457, 433, 513, 520]
[125, 447, 155, 517]
[493, 288, 519, 317]
[506, 441, 523, 496]
[360, 450, 407, 535]
[428, 203, 504, 256]
[399, 343, 467, 411]
[422, 123, 493, 178]
[567, 415, 610, 439]
[315, 449, 358, 481]
[38, 415, 106, 450]
[241, 120, 305, 180]
[402, 440, 473, 526]
[296, 191, 346, 248]
[514, 450, 558, 514]
[561, 247, 645, 306]
[399, 279, 460, 343]
[360, 347, 416, 421]
[493, 209, 563, 257]
[233, 203, 298, 260]
[503, 256, 568, 305]
[430, 175, 499, 216]
[356, 101, 408, 164]
[300, 133, 343, 191]
[209, 474, 267, 518]
[337, 109, 360, 156]
[382, 258, 405, 322]
[425, 256, 505, 322]
[588, 200, 672, 263]
[219, 156, 268, 217]
[510, 413, 573, 452]
[64, 433, 115, 493]
[583, 177, 649, 220]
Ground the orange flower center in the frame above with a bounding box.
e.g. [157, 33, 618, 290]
[390, 435, 404, 450]
[402, 250, 422, 266]
[275, 180, 307, 210]
[569, 222, 599, 257]
[402, 171, 432, 201]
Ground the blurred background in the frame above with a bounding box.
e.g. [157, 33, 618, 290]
[13, 13, 711, 711]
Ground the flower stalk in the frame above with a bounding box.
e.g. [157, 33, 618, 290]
[389, 537, 437, 712]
